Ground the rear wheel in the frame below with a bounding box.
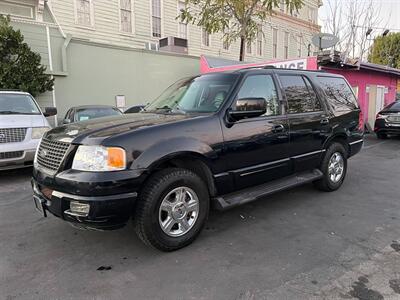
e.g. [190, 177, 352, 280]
[376, 132, 388, 139]
[134, 168, 209, 251]
[314, 143, 347, 192]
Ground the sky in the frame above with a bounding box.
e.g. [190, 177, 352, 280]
[319, 0, 400, 34]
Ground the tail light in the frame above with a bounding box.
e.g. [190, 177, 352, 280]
[376, 113, 388, 120]
[358, 110, 364, 131]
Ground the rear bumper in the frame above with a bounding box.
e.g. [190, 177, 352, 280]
[349, 139, 363, 157]
[32, 178, 138, 230]
[374, 120, 400, 135]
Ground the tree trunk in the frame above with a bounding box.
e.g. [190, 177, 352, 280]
[239, 36, 245, 61]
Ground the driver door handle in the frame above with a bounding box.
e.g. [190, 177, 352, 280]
[320, 118, 329, 125]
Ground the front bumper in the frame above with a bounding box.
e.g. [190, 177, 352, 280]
[0, 149, 36, 171]
[32, 178, 138, 230]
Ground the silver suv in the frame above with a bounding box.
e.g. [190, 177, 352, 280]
[0, 91, 57, 170]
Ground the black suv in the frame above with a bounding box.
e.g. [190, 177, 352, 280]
[32, 68, 363, 251]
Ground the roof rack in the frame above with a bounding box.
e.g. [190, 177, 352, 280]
[0, 89, 23, 92]
[236, 65, 276, 71]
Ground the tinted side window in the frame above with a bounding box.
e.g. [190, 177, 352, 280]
[317, 76, 358, 111]
[64, 109, 71, 120]
[237, 75, 279, 116]
[304, 77, 322, 111]
[279, 75, 322, 114]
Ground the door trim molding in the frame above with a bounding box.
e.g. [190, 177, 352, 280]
[292, 149, 325, 159]
[349, 139, 363, 145]
[214, 149, 327, 178]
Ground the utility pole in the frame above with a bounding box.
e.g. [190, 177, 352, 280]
[352, 24, 356, 58]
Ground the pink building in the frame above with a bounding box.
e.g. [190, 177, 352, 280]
[321, 63, 400, 129]
[200, 55, 400, 130]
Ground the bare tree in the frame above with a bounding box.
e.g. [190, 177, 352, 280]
[321, 0, 383, 61]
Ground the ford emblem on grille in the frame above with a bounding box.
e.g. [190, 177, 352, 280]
[0, 133, 5, 139]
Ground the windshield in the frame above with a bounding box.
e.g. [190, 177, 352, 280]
[75, 107, 122, 121]
[145, 73, 239, 114]
[0, 94, 41, 115]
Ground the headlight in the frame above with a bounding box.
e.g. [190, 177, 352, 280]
[32, 127, 50, 139]
[72, 145, 126, 172]
[33, 138, 42, 168]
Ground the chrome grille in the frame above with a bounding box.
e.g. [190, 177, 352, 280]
[0, 128, 27, 143]
[36, 138, 70, 172]
[0, 151, 24, 160]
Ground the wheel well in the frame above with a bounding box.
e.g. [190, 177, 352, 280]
[150, 155, 217, 197]
[325, 135, 350, 157]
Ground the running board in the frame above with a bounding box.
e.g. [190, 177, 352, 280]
[212, 169, 323, 211]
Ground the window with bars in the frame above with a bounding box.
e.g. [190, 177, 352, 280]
[257, 30, 263, 56]
[152, 0, 161, 37]
[76, 0, 92, 26]
[223, 37, 230, 50]
[246, 41, 252, 55]
[297, 36, 302, 58]
[308, 7, 317, 24]
[0, 2, 34, 19]
[202, 28, 210, 46]
[279, 0, 285, 12]
[120, 0, 132, 33]
[284, 32, 289, 59]
[272, 28, 278, 58]
[177, 1, 187, 39]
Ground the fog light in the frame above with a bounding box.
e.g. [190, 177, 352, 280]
[69, 201, 90, 216]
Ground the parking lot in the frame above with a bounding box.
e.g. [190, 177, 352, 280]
[0, 135, 399, 299]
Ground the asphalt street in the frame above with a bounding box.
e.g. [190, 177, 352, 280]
[0, 135, 399, 300]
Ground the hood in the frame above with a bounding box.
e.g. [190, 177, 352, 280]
[45, 113, 192, 144]
[0, 114, 47, 128]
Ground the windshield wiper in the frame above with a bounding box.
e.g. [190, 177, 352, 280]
[155, 105, 173, 112]
[153, 104, 186, 114]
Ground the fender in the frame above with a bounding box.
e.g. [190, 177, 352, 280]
[322, 128, 349, 150]
[130, 136, 218, 171]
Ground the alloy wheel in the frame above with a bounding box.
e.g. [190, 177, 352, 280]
[328, 152, 344, 183]
[158, 187, 200, 237]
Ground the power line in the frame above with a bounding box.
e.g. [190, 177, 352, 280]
[353, 25, 400, 32]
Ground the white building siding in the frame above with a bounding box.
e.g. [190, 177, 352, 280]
[45, 0, 320, 62]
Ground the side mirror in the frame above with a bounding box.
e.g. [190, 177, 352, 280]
[63, 118, 71, 125]
[228, 98, 267, 121]
[43, 107, 57, 117]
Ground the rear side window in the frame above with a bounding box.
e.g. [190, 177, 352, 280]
[279, 75, 322, 114]
[317, 76, 358, 111]
[385, 101, 400, 111]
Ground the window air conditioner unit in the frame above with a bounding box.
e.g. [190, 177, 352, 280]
[145, 42, 159, 51]
[159, 36, 188, 54]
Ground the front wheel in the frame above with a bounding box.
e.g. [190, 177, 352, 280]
[314, 143, 348, 192]
[134, 168, 209, 251]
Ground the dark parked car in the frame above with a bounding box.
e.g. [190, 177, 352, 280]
[62, 105, 122, 124]
[374, 101, 400, 139]
[125, 105, 145, 114]
[32, 68, 363, 251]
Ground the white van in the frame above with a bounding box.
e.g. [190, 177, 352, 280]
[0, 91, 57, 170]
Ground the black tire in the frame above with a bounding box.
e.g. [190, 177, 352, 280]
[376, 132, 388, 139]
[314, 143, 348, 192]
[134, 168, 209, 251]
